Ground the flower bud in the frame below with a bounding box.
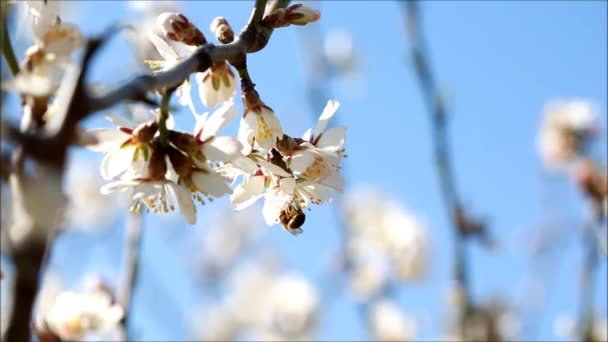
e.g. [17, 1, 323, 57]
[264, 4, 320, 28]
[210, 17, 234, 44]
[285, 4, 321, 26]
[157, 12, 206, 46]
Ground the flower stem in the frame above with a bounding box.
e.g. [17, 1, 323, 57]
[1, 12, 19, 76]
[157, 89, 174, 146]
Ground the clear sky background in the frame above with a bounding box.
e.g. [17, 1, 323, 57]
[1, 1, 607, 341]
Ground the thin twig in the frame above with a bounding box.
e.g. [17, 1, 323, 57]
[1, 11, 19, 76]
[402, 0, 473, 335]
[579, 214, 600, 341]
[119, 212, 144, 340]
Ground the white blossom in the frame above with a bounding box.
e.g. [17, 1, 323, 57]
[537, 99, 599, 168]
[238, 100, 283, 150]
[42, 289, 124, 341]
[145, 32, 198, 114]
[369, 300, 417, 342]
[196, 61, 237, 108]
[269, 274, 319, 338]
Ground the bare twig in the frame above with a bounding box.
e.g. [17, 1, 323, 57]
[402, 1, 477, 337]
[1, 10, 19, 76]
[579, 214, 601, 341]
[119, 213, 143, 340]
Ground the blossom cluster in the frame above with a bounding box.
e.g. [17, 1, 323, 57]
[194, 258, 320, 341]
[537, 99, 607, 217]
[342, 189, 429, 299]
[83, 9, 344, 234]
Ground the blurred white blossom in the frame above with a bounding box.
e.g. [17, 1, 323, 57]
[343, 188, 429, 298]
[41, 289, 124, 341]
[537, 99, 600, 168]
[369, 299, 417, 342]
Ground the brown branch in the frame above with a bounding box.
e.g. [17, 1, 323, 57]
[118, 213, 143, 340]
[402, 1, 481, 338]
[3, 239, 48, 342]
[1, 2, 294, 340]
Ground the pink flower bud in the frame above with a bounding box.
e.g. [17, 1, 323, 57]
[157, 12, 206, 46]
[285, 4, 320, 26]
[210, 16, 234, 44]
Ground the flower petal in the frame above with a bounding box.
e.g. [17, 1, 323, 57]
[169, 183, 196, 224]
[147, 31, 180, 61]
[82, 129, 129, 152]
[257, 159, 291, 178]
[100, 145, 136, 180]
[314, 100, 340, 136]
[316, 125, 346, 151]
[231, 175, 266, 209]
[191, 171, 232, 197]
[202, 136, 242, 162]
[105, 115, 136, 129]
[289, 150, 315, 174]
[200, 100, 237, 141]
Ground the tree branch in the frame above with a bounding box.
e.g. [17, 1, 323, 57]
[402, 1, 475, 337]
[1, 12, 19, 76]
[119, 213, 144, 340]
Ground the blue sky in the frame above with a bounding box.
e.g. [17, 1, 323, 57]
[2, 1, 607, 341]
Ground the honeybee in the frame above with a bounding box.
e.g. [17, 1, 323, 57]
[279, 204, 306, 235]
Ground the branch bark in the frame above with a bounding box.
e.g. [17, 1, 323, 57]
[402, 1, 474, 337]
[1, 1, 292, 340]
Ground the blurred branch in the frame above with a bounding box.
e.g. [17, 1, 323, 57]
[119, 213, 144, 340]
[402, 1, 479, 337]
[3, 239, 48, 342]
[1, 12, 19, 76]
[579, 214, 600, 341]
[1, 2, 295, 340]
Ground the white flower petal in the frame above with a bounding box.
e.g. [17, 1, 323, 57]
[201, 100, 237, 140]
[314, 100, 340, 136]
[257, 159, 291, 178]
[202, 136, 242, 162]
[169, 183, 196, 224]
[99, 179, 139, 194]
[231, 175, 266, 208]
[322, 169, 344, 192]
[302, 128, 313, 142]
[100, 145, 136, 180]
[290, 150, 315, 174]
[105, 115, 136, 129]
[316, 125, 346, 151]
[147, 31, 180, 62]
[279, 177, 296, 194]
[196, 72, 222, 108]
[83, 129, 129, 152]
[191, 171, 232, 197]
[238, 115, 256, 149]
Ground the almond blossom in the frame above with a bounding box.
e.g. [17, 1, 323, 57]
[238, 90, 284, 150]
[85, 114, 163, 180]
[195, 61, 237, 109]
[281, 99, 345, 192]
[145, 32, 197, 114]
[40, 289, 124, 341]
[537, 99, 599, 168]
